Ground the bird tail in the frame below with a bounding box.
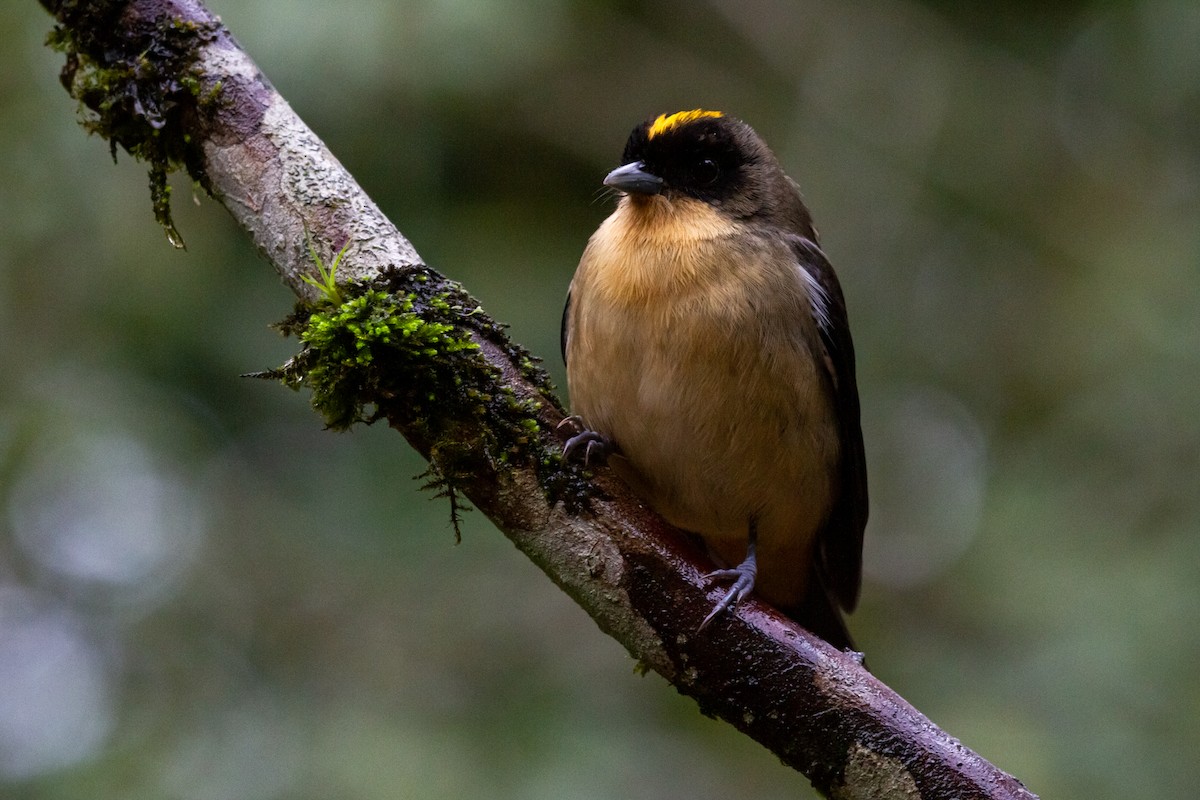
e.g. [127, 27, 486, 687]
[788, 573, 861, 659]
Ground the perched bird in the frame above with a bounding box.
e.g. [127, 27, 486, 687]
[560, 110, 868, 650]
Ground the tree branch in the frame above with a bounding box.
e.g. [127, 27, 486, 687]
[39, 2, 1039, 798]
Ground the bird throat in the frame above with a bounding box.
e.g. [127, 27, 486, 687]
[586, 195, 739, 306]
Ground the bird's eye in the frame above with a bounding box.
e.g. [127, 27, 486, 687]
[695, 158, 720, 185]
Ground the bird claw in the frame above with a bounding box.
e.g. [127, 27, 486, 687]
[556, 415, 586, 435]
[558, 416, 613, 466]
[698, 563, 758, 631]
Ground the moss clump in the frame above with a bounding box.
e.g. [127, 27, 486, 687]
[281, 282, 480, 431]
[44, 1, 223, 247]
[256, 264, 596, 531]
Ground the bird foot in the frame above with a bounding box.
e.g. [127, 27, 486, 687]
[558, 416, 614, 466]
[698, 559, 758, 631]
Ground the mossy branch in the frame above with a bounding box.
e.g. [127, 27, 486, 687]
[38, 2, 1039, 799]
[248, 263, 592, 528]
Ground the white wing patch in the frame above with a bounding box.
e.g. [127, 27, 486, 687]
[796, 249, 832, 332]
[793, 238, 838, 389]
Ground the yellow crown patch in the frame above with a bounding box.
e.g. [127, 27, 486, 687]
[647, 109, 724, 139]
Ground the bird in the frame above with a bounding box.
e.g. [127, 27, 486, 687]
[559, 109, 868, 651]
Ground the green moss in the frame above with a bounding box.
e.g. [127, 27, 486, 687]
[300, 238, 349, 306]
[44, 1, 223, 247]
[255, 264, 596, 533]
[290, 285, 479, 430]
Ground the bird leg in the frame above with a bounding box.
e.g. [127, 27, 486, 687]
[699, 522, 758, 630]
[558, 415, 614, 466]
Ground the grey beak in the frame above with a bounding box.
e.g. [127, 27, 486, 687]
[603, 161, 664, 195]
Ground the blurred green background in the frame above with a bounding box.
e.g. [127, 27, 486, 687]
[2, 1, 1198, 798]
